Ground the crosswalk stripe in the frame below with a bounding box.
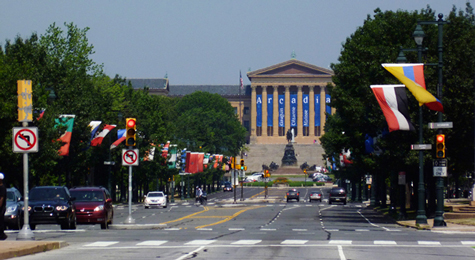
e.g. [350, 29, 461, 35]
[260, 228, 276, 231]
[137, 240, 167, 246]
[185, 240, 217, 245]
[84, 241, 119, 247]
[231, 240, 262, 245]
[374, 240, 397, 245]
[461, 241, 475, 245]
[329, 240, 352, 245]
[281, 239, 308, 245]
[229, 228, 245, 231]
[293, 229, 308, 231]
[418, 241, 441, 245]
[355, 229, 370, 231]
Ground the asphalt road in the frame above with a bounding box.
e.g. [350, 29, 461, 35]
[6, 187, 475, 260]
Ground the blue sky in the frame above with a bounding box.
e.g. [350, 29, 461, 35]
[0, 0, 469, 85]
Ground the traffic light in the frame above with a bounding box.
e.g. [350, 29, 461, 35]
[126, 118, 136, 146]
[304, 169, 307, 174]
[240, 159, 244, 170]
[230, 157, 235, 169]
[264, 169, 270, 178]
[436, 134, 445, 158]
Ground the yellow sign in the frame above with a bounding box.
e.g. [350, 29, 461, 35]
[17, 80, 33, 122]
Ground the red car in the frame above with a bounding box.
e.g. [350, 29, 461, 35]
[69, 187, 114, 229]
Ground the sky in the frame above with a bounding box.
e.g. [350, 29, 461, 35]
[0, 0, 470, 85]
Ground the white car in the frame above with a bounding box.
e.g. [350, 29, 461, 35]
[144, 191, 167, 208]
[246, 172, 264, 182]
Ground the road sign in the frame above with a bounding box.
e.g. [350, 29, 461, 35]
[104, 161, 116, 165]
[122, 149, 139, 166]
[13, 127, 38, 153]
[433, 159, 447, 177]
[428, 122, 453, 129]
[411, 144, 432, 150]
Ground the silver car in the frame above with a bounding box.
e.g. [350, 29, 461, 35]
[5, 188, 24, 230]
[144, 191, 167, 208]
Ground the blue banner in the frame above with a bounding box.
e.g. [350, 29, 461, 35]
[326, 94, 331, 115]
[267, 95, 273, 127]
[278, 95, 285, 127]
[290, 94, 297, 127]
[315, 94, 320, 126]
[303, 94, 309, 127]
[256, 94, 262, 127]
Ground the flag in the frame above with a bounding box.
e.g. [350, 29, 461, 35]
[371, 85, 415, 132]
[110, 129, 126, 149]
[168, 145, 177, 169]
[161, 141, 170, 158]
[91, 124, 116, 146]
[382, 63, 444, 112]
[54, 115, 76, 156]
[240, 70, 244, 90]
[88, 121, 102, 142]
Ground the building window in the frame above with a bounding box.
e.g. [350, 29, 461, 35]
[244, 107, 250, 115]
[234, 107, 238, 114]
[244, 121, 250, 132]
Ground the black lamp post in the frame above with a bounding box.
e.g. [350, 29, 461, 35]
[395, 23, 428, 224]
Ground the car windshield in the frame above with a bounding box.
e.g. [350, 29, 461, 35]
[30, 188, 67, 201]
[6, 191, 15, 202]
[148, 193, 163, 197]
[70, 190, 104, 202]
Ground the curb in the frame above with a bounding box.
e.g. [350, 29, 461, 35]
[0, 241, 67, 259]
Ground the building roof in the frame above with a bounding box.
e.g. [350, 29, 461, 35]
[247, 59, 334, 79]
[128, 78, 168, 90]
[168, 85, 250, 97]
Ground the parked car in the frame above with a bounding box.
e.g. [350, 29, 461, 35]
[144, 191, 167, 208]
[309, 190, 322, 202]
[329, 187, 347, 205]
[28, 186, 77, 230]
[286, 188, 300, 202]
[223, 183, 233, 192]
[69, 187, 114, 229]
[5, 187, 23, 230]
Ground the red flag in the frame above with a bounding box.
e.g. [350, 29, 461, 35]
[91, 124, 116, 146]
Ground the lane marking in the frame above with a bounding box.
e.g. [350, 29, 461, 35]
[175, 246, 205, 260]
[281, 239, 308, 245]
[185, 240, 216, 245]
[250, 190, 265, 199]
[195, 206, 265, 229]
[85, 241, 119, 247]
[137, 240, 167, 246]
[374, 240, 397, 245]
[260, 228, 276, 231]
[160, 206, 210, 225]
[231, 240, 262, 245]
[329, 240, 352, 245]
[461, 241, 475, 245]
[418, 241, 441, 245]
[338, 245, 347, 260]
[229, 228, 245, 231]
[293, 229, 308, 231]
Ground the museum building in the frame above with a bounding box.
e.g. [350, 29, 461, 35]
[128, 58, 334, 145]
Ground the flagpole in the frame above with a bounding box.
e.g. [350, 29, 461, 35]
[239, 71, 242, 124]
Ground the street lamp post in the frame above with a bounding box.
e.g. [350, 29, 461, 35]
[417, 14, 448, 227]
[396, 23, 428, 224]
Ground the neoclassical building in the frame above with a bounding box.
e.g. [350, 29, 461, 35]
[129, 58, 334, 145]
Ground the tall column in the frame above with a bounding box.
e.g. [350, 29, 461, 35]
[262, 86, 268, 136]
[273, 85, 279, 137]
[309, 85, 315, 137]
[320, 86, 326, 134]
[284, 86, 290, 134]
[251, 84, 257, 141]
[297, 85, 303, 137]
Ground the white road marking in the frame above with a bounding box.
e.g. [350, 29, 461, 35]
[231, 240, 262, 245]
[374, 240, 397, 245]
[281, 239, 308, 245]
[229, 228, 245, 231]
[418, 241, 441, 245]
[84, 241, 119, 247]
[355, 229, 370, 232]
[329, 240, 352, 245]
[260, 228, 276, 231]
[175, 246, 205, 260]
[137, 240, 168, 246]
[461, 241, 475, 245]
[338, 245, 347, 260]
[293, 229, 308, 231]
[185, 240, 216, 245]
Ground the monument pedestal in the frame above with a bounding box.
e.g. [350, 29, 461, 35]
[281, 143, 298, 167]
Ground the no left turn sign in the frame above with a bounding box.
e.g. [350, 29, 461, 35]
[13, 127, 38, 153]
[122, 149, 139, 166]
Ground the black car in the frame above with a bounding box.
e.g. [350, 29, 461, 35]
[329, 187, 347, 205]
[223, 183, 233, 192]
[5, 187, 24, 230]
[286, 189, 300, 202]
[28, 186, 77, 230]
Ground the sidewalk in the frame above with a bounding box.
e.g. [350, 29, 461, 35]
[0, 240, 67, 259]
[397, 218, 475, 232]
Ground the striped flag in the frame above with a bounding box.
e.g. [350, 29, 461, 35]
[91, 124, 116, 146]
[110, 129, 126, 150]
[371, 85, 415, 132]
[382, 63, 443, 112]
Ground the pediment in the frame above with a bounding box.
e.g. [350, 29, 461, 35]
[247, 59, 333, 79]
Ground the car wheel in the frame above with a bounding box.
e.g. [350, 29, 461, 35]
[30, 224, 36, 230]
[163, 205, 167, 208]
[309, 199, 312, 203]
[13, 215, 21, 230]
[70, 215, 77, 230]
[329, 201, 332, 205]
[145, 206, 148, 209]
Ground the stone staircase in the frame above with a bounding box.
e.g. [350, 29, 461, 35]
[243, 143, 326, 173]
[445, 205, 475, 219]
